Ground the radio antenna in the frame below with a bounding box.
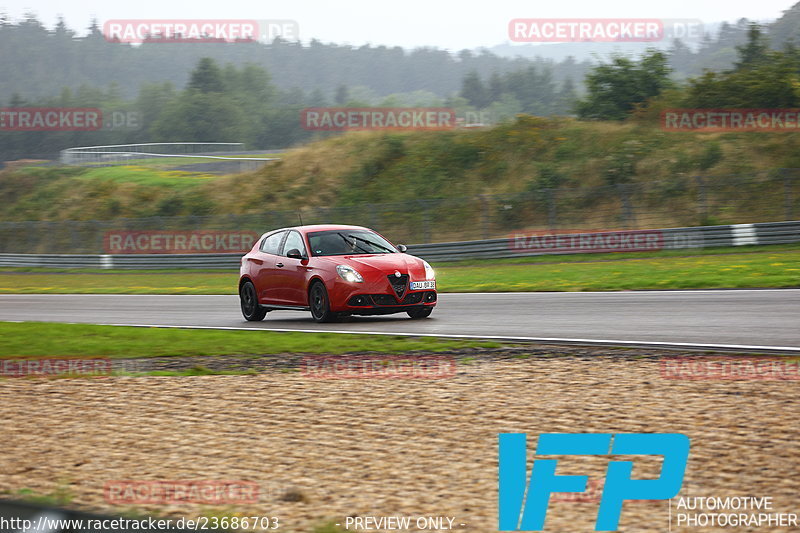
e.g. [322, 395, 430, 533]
[297, 212, 304, 226]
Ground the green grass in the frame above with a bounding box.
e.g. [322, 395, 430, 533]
[0, 322, 500, 358]
[4, 116, 800, 230]
[0, 271, 231, 294]
[0, 246, 798, 294]
[2, 486, 73, 506]
[439, 249, 800, 292]
[81, 152, 284, 169]
[78, 166, 217, 187]
[440, 243, 800, 266]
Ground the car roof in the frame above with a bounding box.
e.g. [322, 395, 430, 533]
[264, 224, 371, 235]
[257, 225, 374, 241]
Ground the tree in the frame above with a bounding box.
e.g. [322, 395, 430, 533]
[555, 78, 578, 115]
[685, 48, 800, 108]
[152, 91, 244, 142]
[188, 58, 225, 93]
[460, 71, 488, 108]
[488, 72, 505, 102]
[576, 50, 672, 120]
[136, 82, 176, 138]
[768, 2, 800, 49]
[334, 84, 349, 105]
[735, 23, 769, 69]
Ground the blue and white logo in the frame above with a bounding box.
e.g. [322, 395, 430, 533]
[498, 433, 690, 531]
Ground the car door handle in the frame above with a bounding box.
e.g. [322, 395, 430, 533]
[276, 262, 284, 268]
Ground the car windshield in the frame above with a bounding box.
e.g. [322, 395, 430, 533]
[308, 230, 397, 256]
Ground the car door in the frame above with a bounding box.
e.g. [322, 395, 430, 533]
[252, 230, 286, 304]
[273, 230, 311, 306]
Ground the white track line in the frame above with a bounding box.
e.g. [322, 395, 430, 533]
[438, 289, 800, 295]
[93, 322, 800, 354]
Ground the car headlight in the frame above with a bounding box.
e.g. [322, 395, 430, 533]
[336, 265, 363, 283]
[423, 260, 435, 280]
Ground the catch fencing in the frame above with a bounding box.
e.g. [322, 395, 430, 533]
[1, 170, 799, 255]
[59, 142, 279, 173]
[0, 220, 797, 268]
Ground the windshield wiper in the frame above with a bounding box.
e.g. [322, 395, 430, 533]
[336, 232, 371, 254]
[348, 234, 394, 253]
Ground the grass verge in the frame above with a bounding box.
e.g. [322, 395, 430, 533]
[440, 247, 800, 292]
[0, 322, 500, 358]
[0, 246, 798, 293]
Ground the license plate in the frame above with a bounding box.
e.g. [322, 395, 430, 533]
[410, 280, 436, 290]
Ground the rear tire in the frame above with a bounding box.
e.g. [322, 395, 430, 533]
[309, 281, 335, 323]
[240, 280, 268, 321]
[407, 306, 433, 319]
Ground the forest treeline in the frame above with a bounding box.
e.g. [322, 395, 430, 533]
[2, 4, 800, 160]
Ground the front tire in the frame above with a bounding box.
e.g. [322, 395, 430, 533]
[407, 306, 433, 319]
[240, 280, 268, 321]
[309, 281, 335, 323]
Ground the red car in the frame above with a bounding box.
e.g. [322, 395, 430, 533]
[238, 224, 437, 323]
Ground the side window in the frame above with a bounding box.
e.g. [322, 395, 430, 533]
[260, 231, 285, 255]
[281, 231, 307, 257]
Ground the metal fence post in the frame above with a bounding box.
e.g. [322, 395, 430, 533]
[480, 195, 489, 240]
[545, 188, 557, 230]
[695, 175, 707, 224]
[94, 220, 104, 254]
[617, 183, 636, 228]
[783, 169, 794, 221]
[368, 203, 378, 230]
[418, 200, 432, 243]
[69, 221, 79, 253]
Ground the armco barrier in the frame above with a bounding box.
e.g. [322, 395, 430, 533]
[0, 221, 797, 269]
[0, 253, 241, 269]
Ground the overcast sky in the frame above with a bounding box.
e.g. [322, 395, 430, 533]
[2, 0, 796, 50]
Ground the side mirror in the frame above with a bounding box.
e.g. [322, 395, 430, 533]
[286, 249, 306, 260]
[397, 244, 408, 253]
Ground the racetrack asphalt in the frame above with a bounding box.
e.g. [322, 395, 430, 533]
[1, 289, 798, 352]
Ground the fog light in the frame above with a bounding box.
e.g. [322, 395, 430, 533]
[347, 295, 370, 306]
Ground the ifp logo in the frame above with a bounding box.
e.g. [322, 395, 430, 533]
[498, 433, 690, 531]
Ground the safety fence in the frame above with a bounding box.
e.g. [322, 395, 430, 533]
[59, 142, 279, 174]
[0, 221, 797, 268]
[1, 170, 798, 254]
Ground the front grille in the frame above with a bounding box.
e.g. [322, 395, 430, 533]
[371, 294, 397, 306]
[388, 274, 408, 298]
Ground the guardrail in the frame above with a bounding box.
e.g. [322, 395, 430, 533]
[0, 221, 797, 269]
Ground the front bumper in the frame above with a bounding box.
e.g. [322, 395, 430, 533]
[346, 291, 437, 308]
[328, 279, 437, 313]
[340, 290, 437, 315]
